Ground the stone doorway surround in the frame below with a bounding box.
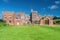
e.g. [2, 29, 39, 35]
[45, 18, 49, 25]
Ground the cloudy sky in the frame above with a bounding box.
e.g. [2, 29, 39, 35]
[0, 0, 60, 18]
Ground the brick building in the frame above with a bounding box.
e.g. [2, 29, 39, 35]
[2, 12, 15, 25]
[2, 9, 53, 25]
[30, 9, 53, 25]
[2, 11, 30, 25]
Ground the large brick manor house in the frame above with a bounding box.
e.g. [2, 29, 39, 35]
[2, 9, 53, 25]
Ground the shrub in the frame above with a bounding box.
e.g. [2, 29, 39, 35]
[0, 19, 7, 26]
[53, 20, 60, 24]
[34, 20, 40, 24]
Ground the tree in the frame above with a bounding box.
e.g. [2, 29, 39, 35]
[53, 16, 57, 20]
[0, 19, 6, 26]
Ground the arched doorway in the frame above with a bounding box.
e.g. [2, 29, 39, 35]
[45, 19, 49, 25]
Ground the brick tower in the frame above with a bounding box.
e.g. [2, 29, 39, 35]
[30, 9, 40, 23]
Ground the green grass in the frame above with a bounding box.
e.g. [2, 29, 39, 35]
[0, 25, 60, 40]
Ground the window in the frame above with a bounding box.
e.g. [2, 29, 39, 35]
[9, 16, 12, 19]
[4, 16, 7, 19]
[9, 20, 12, 23]
[21, 15, 25, 20]
[33, 15, 36, 21]
[16, 17, 18, 19]
[34, 15, 36, 18]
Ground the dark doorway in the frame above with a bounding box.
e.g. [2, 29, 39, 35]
[45, 19, 49, 25]
[9, 20, 12, 23]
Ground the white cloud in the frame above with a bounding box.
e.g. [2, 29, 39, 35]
[48, 5, 58, 10]
[55, 1, 60, 4]
[3, 0, 9, 3]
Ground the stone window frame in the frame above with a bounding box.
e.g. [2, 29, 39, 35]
[32, 14, 37, 21]
[3, 15, 7, 21]
[21, 15, 25, 20]
[9, 15, 12, 20]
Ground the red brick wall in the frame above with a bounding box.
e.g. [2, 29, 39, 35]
[15, 19, 24, 25]
[40, 16, 53, 25]
[2, 12, 15, 25]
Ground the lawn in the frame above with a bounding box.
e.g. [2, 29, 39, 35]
[0, 25, 60, 40]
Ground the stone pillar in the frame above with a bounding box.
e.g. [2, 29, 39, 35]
[49, 20, 53, 26]
[6, 19, 9, 24]
[40, 19, 44, 25]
